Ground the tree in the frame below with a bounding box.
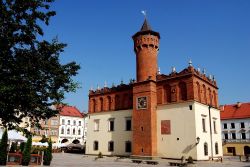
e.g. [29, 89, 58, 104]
[0, 0, 80, 129]
[43, 138, 52, 165]
[0, 129, 8, 165]
[22, 135, 32, 166]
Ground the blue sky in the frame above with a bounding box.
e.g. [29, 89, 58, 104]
[42, 0, 250, 112]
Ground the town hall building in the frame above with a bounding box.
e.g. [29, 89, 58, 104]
[86, 18, 222, 160]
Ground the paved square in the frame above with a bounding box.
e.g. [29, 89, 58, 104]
[50, 153, 250, 167]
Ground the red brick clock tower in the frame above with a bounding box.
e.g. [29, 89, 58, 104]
[132, 19, 160, 157]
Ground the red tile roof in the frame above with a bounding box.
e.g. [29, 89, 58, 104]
[58, 105, 83, 118]
[220, 102, 250, 120]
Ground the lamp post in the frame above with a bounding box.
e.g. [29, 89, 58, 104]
[196, 137, 200, 145]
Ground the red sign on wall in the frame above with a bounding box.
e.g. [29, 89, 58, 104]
[161, 120, 171, 134]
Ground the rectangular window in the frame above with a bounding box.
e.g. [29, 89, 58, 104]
[108, 119, 114, 131]
[94, 141, 98, 151]
[231, 132, 236, 139]
[223, 123, 227, 129]
[51, 119, 58, 126]
[231, 123, 235, 129]
[94, 119, 100, 131]
[62, 119, 65, 125]
[126, 119, 131, 131]
[108, 141, 114, 152]
[202, 118, 206, 132]
[44, 119, 48, 125]
[224, 133, 228, 140]
[73, 120, 76, 126]
[242, 133, 246, 139]
[241, 122, 245, 128]
[68, 120, 70, 125]
[213, 120, 217, 134]
[79, 121, 81, 126]
[125, 141, 132, 153]
[227, 147, 235, 153]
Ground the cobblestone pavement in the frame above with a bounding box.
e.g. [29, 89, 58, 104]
[50, 153, 250, 167]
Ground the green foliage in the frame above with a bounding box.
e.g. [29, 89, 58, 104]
[22, 136, 32, 166]
[98, 152, 103, 158]
[43, 138, 52, 165]
[19, 142, 26, 152]
[0, 0, 80, 129]
[40, 135, 49, 143]
[187, 156, 194, 164]
[0, 129, 8, 165]
[31, 146, 46, 154]
[9, 142, 17, 153]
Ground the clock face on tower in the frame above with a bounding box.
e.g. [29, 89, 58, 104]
[137, 96, 147, 109]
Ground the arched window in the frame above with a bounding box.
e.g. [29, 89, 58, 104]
[123, 93, 129, 109]
[92, 99, 96, 112]
[208, 88, 212, 105]
[179, 82, 187, 101]
[202, 85, 207, 104]
[67, 128, 70, 135]
[204, 142, 208, 156]
[78, 129, 81, 135]
[213, 91, 217, 107]
[164, 84, 171, 103]
[73, 128, 75, 135]
[215, 142, 219, 155]
[100, 97, 103, 111]
[107, 96, 111, 111]
[115, 95, 120, 110]
[196, 82, 201, 102]
[61, 127, 64, 134]
[93, 141, 99, 151]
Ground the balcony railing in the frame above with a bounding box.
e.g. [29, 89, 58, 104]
[223, 139, 250, 143]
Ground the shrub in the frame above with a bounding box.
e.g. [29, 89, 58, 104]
[187, 156, 194, 163]
[0, 129, 8, 165]
[98, 152, 103, 158]
[9, 142, 17, 153]
[43, 138, 52, 166]
[22, 136, 32, 166]
[19, 142, 26, 152]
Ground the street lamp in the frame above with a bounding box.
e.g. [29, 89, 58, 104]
[196, 137, 200, 145]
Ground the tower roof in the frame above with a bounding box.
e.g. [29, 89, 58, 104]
[132, 18, 160, 39]
[140, 18, 152, 31]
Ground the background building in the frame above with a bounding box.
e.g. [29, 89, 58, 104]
[31, 115, 60, 143]
[58, 105, 85, 144]
[86, 18, 222, 160]
[220, 102, 250, 156]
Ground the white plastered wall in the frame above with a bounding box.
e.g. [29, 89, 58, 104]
[86, 110, 132, 155]
[157, 101, 222, 160]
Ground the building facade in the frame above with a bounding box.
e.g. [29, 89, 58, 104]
[58, 105, 85, 144]
[220, 102, 250, 156]
[86, 18, 222, 160]
[30, 115, 60, 143]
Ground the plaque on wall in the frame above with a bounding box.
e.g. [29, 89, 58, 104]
[161, 120, 171, 134]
